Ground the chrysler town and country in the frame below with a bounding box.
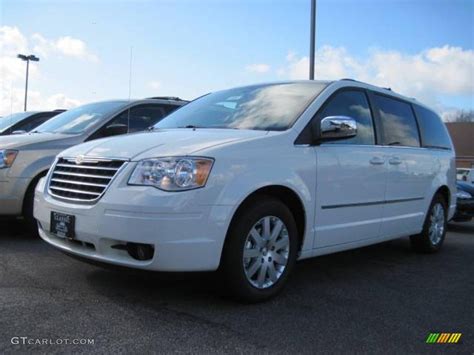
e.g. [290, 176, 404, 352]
[34, 80, 456, 302]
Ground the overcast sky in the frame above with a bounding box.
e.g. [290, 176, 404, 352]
[1, 0, 473, 118]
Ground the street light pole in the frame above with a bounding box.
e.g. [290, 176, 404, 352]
[309, 0, 316, 80]
[24, 59, 30, 111]
[17, 54, 40, 111]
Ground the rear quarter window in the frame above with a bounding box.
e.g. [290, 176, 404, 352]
[413, 105, 452, 150]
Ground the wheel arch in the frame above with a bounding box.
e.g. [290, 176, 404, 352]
[222, 185, 307, 258]
[435, 185, 451, 207]
[22, 170, 49, 214]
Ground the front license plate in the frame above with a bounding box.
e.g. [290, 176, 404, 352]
[50, 212, 75, 239]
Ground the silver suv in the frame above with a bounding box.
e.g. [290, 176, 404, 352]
[0, 98, 187, 230]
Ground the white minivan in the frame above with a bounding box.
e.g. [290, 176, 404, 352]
[34, 80, 456, 302]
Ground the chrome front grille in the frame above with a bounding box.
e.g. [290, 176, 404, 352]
[48, 157, 127, 202]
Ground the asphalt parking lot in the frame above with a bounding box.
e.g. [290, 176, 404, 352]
[0, 218, 472, 354]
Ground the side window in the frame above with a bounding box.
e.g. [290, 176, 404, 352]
[373, 95, 420, 147]
[319, 90, 375, 145]
[162, 104, 182, 116]
[107, 104, 168, 134]
[413, 104, 451, 149]
[16, 113, 54, 132]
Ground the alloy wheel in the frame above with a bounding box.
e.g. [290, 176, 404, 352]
[242, 216, 290, 289]
[429, 202, 445, 245]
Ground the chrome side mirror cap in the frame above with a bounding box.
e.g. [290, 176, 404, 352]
[319, 116, 357, 141]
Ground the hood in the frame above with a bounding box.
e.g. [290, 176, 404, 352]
[60, 129, 270, 160]
[456, 181, 474, 195]
[0, 132, 80, 150]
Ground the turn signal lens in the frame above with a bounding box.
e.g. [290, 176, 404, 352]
[0, 150, 18, 169]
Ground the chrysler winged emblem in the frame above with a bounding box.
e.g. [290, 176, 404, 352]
[75, 155, 85, 165]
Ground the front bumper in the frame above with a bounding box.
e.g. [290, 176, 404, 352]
[453, 199, 474, 221]
[0, 169, 30, 215]
[34, 176, 233, 272]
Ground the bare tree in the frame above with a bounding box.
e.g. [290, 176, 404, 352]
[450, 109, 474, 122]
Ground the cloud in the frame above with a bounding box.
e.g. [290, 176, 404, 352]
[246, 63, 271, 74]
[148, 80, 161, 90]
[283, 46, 358, 80]
[365, 46, 474, 97]
[31, 33, 98, 62]
[0, 26, 86, 115]
[280, 45, 474, 115]
[0, 26, 28, 54]
[0, 88, 81, 116]
[46, 93, 81, 109]
[55, 36, 98, 62]
[0, 26, 34, 85]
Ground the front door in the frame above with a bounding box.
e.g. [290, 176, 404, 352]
[313, 89, 387, 248]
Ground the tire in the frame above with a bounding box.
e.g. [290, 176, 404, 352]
[23, 177, 42, 237]
[410, 194, 447, 253]
[221, 196, 299, 303]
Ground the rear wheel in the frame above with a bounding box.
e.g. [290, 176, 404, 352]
[221, 196, 298, 303]
[410, 194, 447, 253]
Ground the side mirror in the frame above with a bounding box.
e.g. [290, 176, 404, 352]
[315, 116, 357, 142]
[103, 123, 128, 137]
[12, 130, 27, 135]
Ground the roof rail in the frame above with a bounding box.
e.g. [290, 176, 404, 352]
[147, 96, 185, 101]
[340, 78, 397, 94]
[53, 109, 67, 112]
[339, 78, 358, 82]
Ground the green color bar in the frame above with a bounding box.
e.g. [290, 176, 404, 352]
[426, 333, 439, 343]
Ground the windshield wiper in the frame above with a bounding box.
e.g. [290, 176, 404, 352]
[178, 125, 201, 129]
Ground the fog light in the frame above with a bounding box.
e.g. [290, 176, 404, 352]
[126, 243, 154, 261]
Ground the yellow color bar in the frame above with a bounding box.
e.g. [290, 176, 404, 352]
[450, 333, 462, 343]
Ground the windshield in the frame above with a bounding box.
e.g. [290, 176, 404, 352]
[155, 82, 328, 131]
[35, 101, 127, 134]
[0, 112, 35, 132]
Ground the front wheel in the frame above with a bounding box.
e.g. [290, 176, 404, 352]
[23, 177, 43, 237]
[410, 194, 447, 253]
[221, 196, 299, 303]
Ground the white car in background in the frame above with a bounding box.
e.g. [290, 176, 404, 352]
[34, 80, 456, 302]
[0, 98, 186, 230]
[456, 168, 474, 184]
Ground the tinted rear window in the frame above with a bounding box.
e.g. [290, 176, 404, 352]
[374, 95, 420, 147]
[413, 105, 452, 150]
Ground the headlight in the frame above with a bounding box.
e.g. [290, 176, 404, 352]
[128, 157, 214, 191]
[456, 190, 472, 200]
[0, 150, 18, 169]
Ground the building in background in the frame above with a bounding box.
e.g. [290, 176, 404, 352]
[446, 122, 474, 168]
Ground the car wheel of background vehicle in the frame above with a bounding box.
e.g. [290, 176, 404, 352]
[410, 194, 447, 253]
[221, 196, 298, 303]
[451, 216, 472, 223]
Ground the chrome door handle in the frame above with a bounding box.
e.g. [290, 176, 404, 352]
[370, 157, 385, 165]
[389, 157, 402, 165]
